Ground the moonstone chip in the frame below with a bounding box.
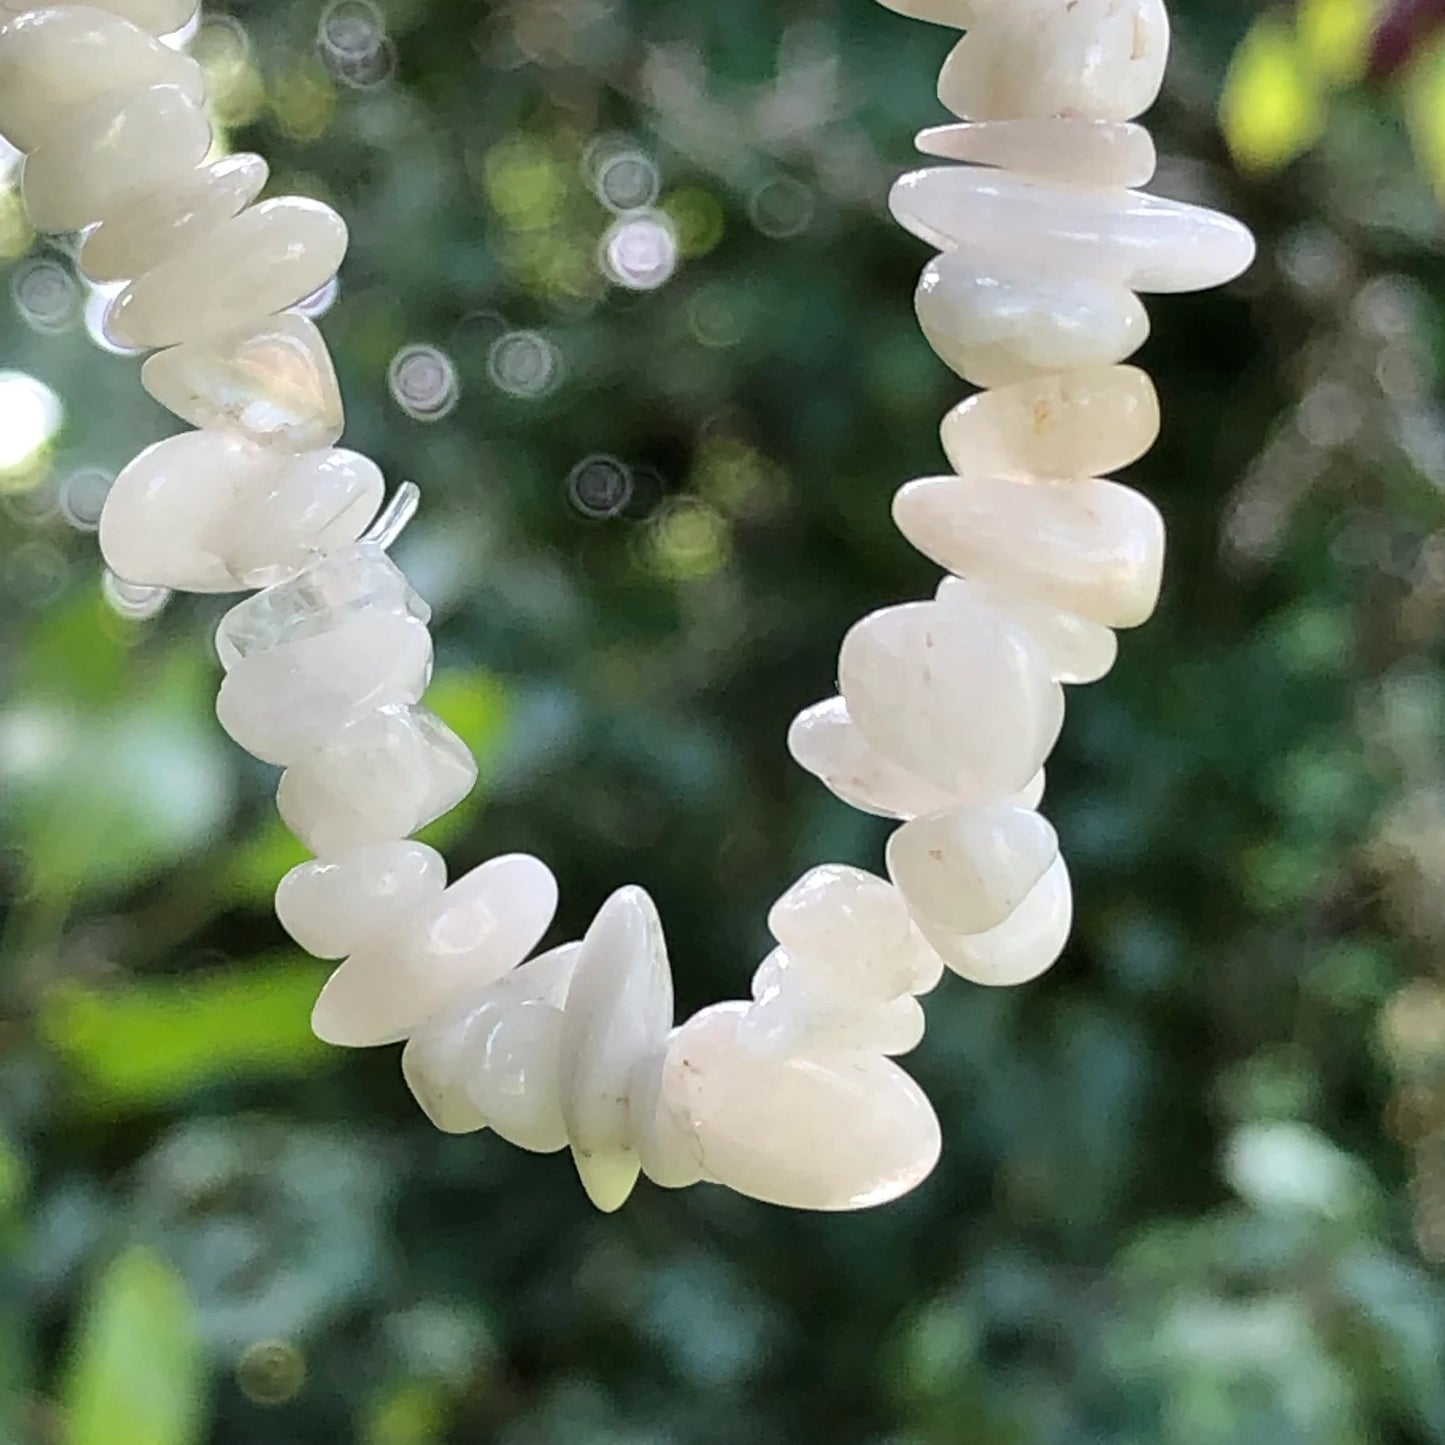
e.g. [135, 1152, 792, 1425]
[838, 599, 1064, 801]
[769, 865, 943, 998]
[888, 803, 1058, 936]
[938, 0, 1169, 122]
[916, 120, 1157, 188]
[81, 154, 269, 284]
[277, 706, 477, 856]
[936, 576, 1117, 685]
[650, 1002, 943, 1211]
[275, 840, 446, 959]
[875, 0, 989, 24]
[311, 853, 559, 1047]
[464, 1001, 572, 1153]
[941, 366, 1160, 481]
[21, 83, 209, 233]
[917, 855, 1072, 987]
[742, 948, 926, 1058]
[788, 696, 964, 820]
[100, 433, 383, 593]
[216, 545, 429, 669]
[0, 0, 201, 34]
[107, 197, 350, 349]
[0, 6, 203, 152]
[216, 612, 433, 766]
[401, 1006, 491, 1135]
[894, 476, 1166, 628]
[630, 1049, 705, 1189]
[560, 886, 674, 1212]
[916, 247, 1149, 388]
[142, 313, 343, 453]
[890, 168, 1256, 294]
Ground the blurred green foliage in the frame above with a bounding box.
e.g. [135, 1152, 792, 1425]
[3, 0, 1445, 1441]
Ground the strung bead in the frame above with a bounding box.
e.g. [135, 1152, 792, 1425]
[0, 5, 203, 152]
[81, 154, 269, 284]
[643, 1002, 942, 1211]
[916, 120, 1157, 188]
[277, 705, 477, 856]
[312, 853, 559, 1047]
[142, 313, 344, 453]
[276, 840, 446, 960]
[0, 0, 198, 34]
[216, 611, 433, 766]
[838, 598, 1063, 801]
[629, 1048, 706, 1189]
[100, 433, 383, 593]
[940, 366, 1160, 482]
[916, 855, 1072, 987]
[936, 577, 1117, 685]
[894, 475, 1166, 629]
[106, 197, 349, 349]
[917, 247, 1149, 388]
[874, 0, 989, 25]
[938, 0, 1170, 123]
[891, 167, 1256, 294]
[21, 82, 209, 234]
[560, 886, 675, 1212]
[887, 803, 1058, 935]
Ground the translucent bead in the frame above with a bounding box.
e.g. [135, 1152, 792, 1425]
[215, 545, 428, 669]
[465, 1001, 571, 1153]
[277, 705, 477, 856]
[0, 0, 201, 35]
[275, 840, 446, 959]
[401, 1005, 492, 1135]
[215, 611, 433, 767]
[0, 6, 203, 152]
[916, 119, 1157, 188]
[21, 82, 210, 233]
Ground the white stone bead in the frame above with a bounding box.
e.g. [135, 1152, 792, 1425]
[838, 599, 1063, 802]
[938, 0, 1169, 123]
[465, 999, 571, 1153]
[21, 82, 209, 233]
[940, 365, 1160, 482]
[890, 167, 1256, 294]
[649, 1002, 942, 1211]
[99, 433, 382, 593]
[311, 853, 559, 1047]
[215, 544, 429, 669]
[894, 476, 1166, 629]
[0, 6, 203, 152]
[495, 941, 582, 1008]
[916, 246, 1149, 388]
[107, 197, 349, 350]
[560, 886, 674, 1213]
[141, 313, 343, 453]
[216, 612, 433, 767]
[888, 802, 1058, 936]
[936, 576, 1117, 685]
[277, 706, 477, 856]
[630, 1048, 706, 1189]
[875, 0, 990, 25]
[742, 948, 927, 1057]
[275, 840, 446, 959]
[788, 696, 963, 820]
[916, 119, 1156, 188]
[81, 154, 269, 284]
[917, 854, 1072, 986]
[769, 865, 943, 998]
[0, 0, 200, 35]
[401, 1006, 491, 1135]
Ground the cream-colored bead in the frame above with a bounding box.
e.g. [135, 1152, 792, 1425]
[938, 0, 1169, 123]
[143, 313, 344, 453]
[891, 167, 1256, 294]
[875, 0, 991, 25]
[916, 247, 1149, 388]
[894, 475, 1166, 628]
[0, 0, 199, 35]
[916, 119, 1156, 188]
[940, 366, 1160, 481]
[81, 154, 268, 284]
[106, 197, 349, 350]
[21, 83, 210, 233]
[0, 5, 203, 152]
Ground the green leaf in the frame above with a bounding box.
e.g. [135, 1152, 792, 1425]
[1296, 0, 1374, 87]
[39, 956, 333, 1111]
[1404, 39, 1445, 200]
[61, 1246, 208, 1445]
[1220, 17, 1328, 174]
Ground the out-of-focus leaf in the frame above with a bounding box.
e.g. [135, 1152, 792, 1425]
[1403, 37, 1445, 197]
[39, 956, 332, 1111]
[1297, 0, 1375, 85]
[1220, 17, 1329, 172]
[61, 1246, 207, 1445]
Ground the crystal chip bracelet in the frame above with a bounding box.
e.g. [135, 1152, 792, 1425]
[0, 0, 1255, 1212]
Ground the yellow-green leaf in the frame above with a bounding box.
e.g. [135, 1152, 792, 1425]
[1220, 17, 1328, 174]
[62, 1247, 208, 1445]
[1296, 0, 1375, 87]
[1404, 39, 1445, 200]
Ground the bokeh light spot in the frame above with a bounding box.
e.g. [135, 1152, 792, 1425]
[388, 344, 460, 421]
